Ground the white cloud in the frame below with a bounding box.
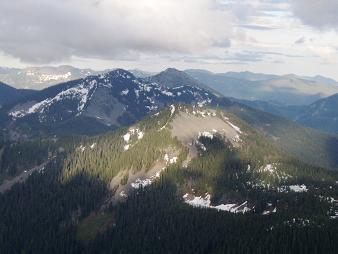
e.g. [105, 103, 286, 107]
[0, 0, 234, 63]
[1, 0, 338, 80]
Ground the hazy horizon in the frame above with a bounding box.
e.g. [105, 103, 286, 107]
[1, 1, 338, 79]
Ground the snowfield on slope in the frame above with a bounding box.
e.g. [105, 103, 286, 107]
[9, 81, 97, 118]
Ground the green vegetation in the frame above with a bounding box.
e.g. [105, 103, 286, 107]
[0, 136, 80, 184]
[0, 106, 337, 253]
[224, 103, 338, 170]
[76, 212, 115, 242]
[83, 181, 338, 254]
[62, 108, 184, 183]
[0, 139, 53, 183]
[120, 173, 128, 185]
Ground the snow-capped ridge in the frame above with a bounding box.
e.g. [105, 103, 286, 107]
[9, 80, 96, 119]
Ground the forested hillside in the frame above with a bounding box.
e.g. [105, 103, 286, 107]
[0, 105, 337, 254]
[0, 81, 34, 107]
[223, 103, 338, 170]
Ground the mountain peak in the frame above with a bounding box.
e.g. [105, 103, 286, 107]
[159, 68, 193, 78]
[150, 68, 198, 88]
[163, 67, 182, 73]
[105, 69, 135, 80]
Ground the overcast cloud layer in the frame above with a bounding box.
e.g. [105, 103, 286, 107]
[1, 0, 338, 79]
[291, 0, 338, 30]
[0, 0, 235, 63]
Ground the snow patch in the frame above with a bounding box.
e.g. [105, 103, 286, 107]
[197, 99, 211, 108]
[262, 207, 277, 215]
[164, 154, 178, 164]
[162, 90, 174, 97]
[170, 105, 176, 116]
[195, 140, 207, 151]
[26, 72, 72, 82]
[226, 121, 242, 134]
[278, 184, 308, 193]
[137, 131, 144, 140]
[78, 145, 86, 153]
[123, 133, 131, 142]
[183, 193, 251, 214]
[261, 164, 275, 174]
[119, 191, 128, 198]
[131, 167, 166, 189]
[121, 89, 129, 95]
[198, 131, 214, 139]
[232, 134, 241, 143]
[122, 128, 144, 150]
[289, 184, 308, 193]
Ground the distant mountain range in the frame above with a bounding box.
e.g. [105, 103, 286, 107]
[2, 66, 338, 136]
[2, 65, 338, 106]
[1, 69, 215, 136]
[234, 93, 338, 135]
[0, 65, 100, 90]
[1, 68, 338, 170]
[0, 66, 159, 90]
[185, 69, 338, 106]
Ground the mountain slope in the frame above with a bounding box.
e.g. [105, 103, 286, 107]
[1, 105, 337, 253]
[294, 93, 338, 134]
[222, 102, 338, 170]
[128, 69, 155, 78]
[305, 75, 338, 86]
[0, 82, 34, 108]
[2, 69, 217, 136]
[235, 94, 338, 135]
[231, 98, 305, 119]
[149, 68, 214, 91]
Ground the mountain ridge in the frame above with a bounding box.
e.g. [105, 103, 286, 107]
[185, 69, 338, 105]
[1, 69, 218, 137]
[0, 81, 35, 108]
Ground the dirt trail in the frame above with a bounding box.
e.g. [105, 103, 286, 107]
[0, 160, 50, 193]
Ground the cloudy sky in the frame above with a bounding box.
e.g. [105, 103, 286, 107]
[1, 0, 338, 79]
